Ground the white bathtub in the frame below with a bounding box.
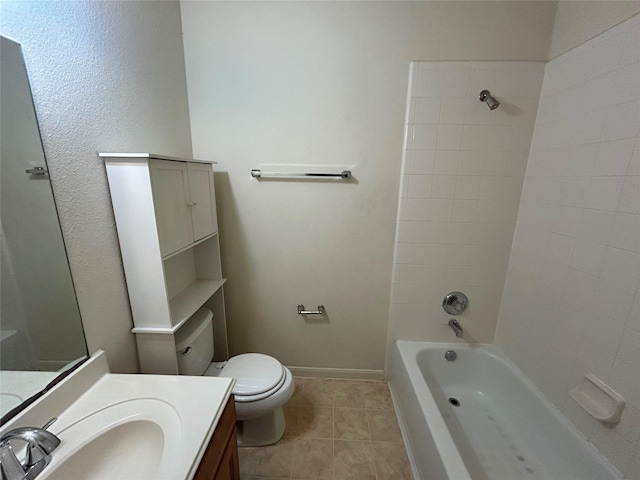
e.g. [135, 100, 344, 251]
[388, 341, 621, 480]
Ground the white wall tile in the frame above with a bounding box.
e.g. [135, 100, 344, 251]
[437, 124, 463, 150]
[454, 175, 481, 200]
[618, 175, 640, 214]
[410, 150, 436, 174]
[600, 247, 640, 288]
[434, 150, 460, 174]
[626, 291, 640, 331]
[569, 239, 607, 276]
[593, 139, 635, 176]
[413, 124, 439, 149]
[443, 69, 471, 98]
[407, 174, 433, 199]
[396, 221, 428, 243]
[461, 125, 488, 150]
[415, 97, 442, 124]
[617, 326, 640, 369]
[430, 175, 457, 199]
[495, 17, 640, 475]
[584, 176, 625, 211]
[576, 209, 615, 245]
[458, 150, 485, 175]
[439, 97, 466, 125]
[390, 61, 543, 360]
[609, 213, 640, 253]
[417, 64, 445, 97]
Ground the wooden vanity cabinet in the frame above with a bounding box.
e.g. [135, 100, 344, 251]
[194, 396, 240, 480]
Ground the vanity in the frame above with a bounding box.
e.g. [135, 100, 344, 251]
[0, 351, 239, 479]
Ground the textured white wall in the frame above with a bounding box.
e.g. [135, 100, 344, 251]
[180, 1, 556, 370]
[0, 1, 193, 373]
[496, 15, 640, 477]
[388, 61, 544, 363]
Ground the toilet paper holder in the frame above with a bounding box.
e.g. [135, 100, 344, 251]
[298, 304, 325, 315]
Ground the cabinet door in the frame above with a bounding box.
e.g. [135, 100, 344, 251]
[214, 431, 240, 480]
[187, 162, 218, 241]
[150, 159, 194, 256]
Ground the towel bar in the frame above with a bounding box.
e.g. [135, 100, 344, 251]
[251, 169, 351, 179]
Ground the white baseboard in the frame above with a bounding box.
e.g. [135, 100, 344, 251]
[286, 366, 385, 382]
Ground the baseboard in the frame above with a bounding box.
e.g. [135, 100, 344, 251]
[286, 365, 385, 382]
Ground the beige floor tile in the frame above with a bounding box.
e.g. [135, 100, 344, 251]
[361, 382, 394, 410]
[333, 381, 367, 408]
[287, 378, 305, 407]
[334, 408, 370, 441]
[284, 405, 300, 437]
[334, 440, 376, 480]
[238, 436, 295, 478]
[237, 379, 414, 480]
[297, 406, 334, 438]
[302, 378, 334, 406]
[291, 438, 333, 479]
[367, 410, 403, 442]
[372, 442, 414, 480]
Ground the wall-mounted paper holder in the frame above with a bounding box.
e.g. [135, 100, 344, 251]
[298, 304, 325, 315]
[569, 373, 625, 424]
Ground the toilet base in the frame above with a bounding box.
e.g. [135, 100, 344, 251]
[236, 406, 286, 447]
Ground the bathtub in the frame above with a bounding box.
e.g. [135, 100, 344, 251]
[388, 341, 621, 480]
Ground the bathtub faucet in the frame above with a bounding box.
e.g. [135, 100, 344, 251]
[448, 319, 463, 338]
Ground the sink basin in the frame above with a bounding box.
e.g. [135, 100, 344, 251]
[43, 398, 182, 480]
[1, 351, 234, 480]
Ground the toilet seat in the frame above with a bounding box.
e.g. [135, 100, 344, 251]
[217, 353, 286, 402]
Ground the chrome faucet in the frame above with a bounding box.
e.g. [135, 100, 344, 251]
[448, 318, 463, 338]
[0, 420, 60, 480]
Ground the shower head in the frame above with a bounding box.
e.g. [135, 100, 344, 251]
[479, 90, 500, 110]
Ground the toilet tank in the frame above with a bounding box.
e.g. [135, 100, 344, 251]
[175, 308, 214, 376]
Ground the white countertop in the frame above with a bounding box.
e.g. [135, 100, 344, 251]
[0, 351, 234, 480]
[0, 370, 59, 417]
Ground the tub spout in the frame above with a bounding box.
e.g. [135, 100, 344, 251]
[448, 319, 463, 338]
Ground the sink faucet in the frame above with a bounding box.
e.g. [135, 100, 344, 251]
[448, 318, 463, 338]
[0, 420, 60, 480]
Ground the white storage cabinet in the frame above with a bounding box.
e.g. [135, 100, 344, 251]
[101, 153, 228, 374]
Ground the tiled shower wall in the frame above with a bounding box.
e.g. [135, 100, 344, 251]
[387, 61, 544, 352]
[495, 15, 640, 478]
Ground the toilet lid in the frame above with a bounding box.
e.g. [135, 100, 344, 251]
[220, 353, 285, 399]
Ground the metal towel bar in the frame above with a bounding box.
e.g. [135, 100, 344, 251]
[251, 169, 351, 179]
[298, 304, 325, 315]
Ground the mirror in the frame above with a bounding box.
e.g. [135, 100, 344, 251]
[0, 36, 88, 419]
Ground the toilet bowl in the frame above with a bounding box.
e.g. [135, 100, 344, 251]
[175, 308, 294, 446]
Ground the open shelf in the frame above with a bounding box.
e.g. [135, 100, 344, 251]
[169, 278, 227, 330]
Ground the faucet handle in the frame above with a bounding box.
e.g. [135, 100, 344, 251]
[0, 441, 26, 480]
[0, 427, 60, 456]
[0, 420, 60, 480]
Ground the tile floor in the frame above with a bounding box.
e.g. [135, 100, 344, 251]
[238, 377, 414, 480]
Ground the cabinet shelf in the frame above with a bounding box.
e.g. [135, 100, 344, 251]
[162, 232, 217, 261]
[169, 278, 227, 330]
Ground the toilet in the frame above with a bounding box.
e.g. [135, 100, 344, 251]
[174, 307, 295, 447]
